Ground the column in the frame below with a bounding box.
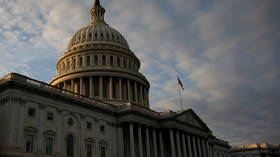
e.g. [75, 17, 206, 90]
[143, 87, 147, 105]
[138, 125, 143, 157]
[159, 131, 164, 157]
[37, 105, 45, 153]
[129, 124, 135, 157]
[182, 133, 187, 157]
[71, 79, 74, 92]
[187, 134, 193, 157]
[109, 76, 113, 99]
[134, 81, 138, 103]
[117, 126, 124, 157]
[99, 76, 103, 98]
[119, 77, 122, 100]
[207, 141, 212, 157]
[192, 135, 198, 157]
[176, 131, 182, 157]
[89, 77, 93, 98]
[153, 129, 158, 157]
[56, 109, 63, 155]
[80, 77, 83, 95]
[201, 139, 206, 157]
[169, 129, 176, 157]
[145, 127, 151, 157]
[79, 116, 85, 157]
[127, 79, 131, 101]
[140, 84, 143, 104]
[17, 103, 25, 147]
[197, 137, 202, 157]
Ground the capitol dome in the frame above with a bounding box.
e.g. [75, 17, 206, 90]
[50, 0, 150, 107]
[66, 23, 129, 51]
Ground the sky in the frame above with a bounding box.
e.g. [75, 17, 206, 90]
[0, 0, 280, 146]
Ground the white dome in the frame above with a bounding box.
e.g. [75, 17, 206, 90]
[66, 0, 129, 51]
[67, 23, 129, 50]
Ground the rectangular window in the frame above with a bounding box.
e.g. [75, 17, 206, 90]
[25, 135, 33, 152]
[87, 144, 92, 157]
[47, 112, 54, 121]
[100, 125, 105, 133]
[100, 146, 105, 157]
[87, 122, 92, 129]
[28, 108, 35, 117]
[46, 137, 53, 155]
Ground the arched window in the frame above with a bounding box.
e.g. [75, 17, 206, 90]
[67, 135, 74, 157]
[73, 59, 76, 69]
[87, 56, 90, 66]
[101, 33, 104, 40]
[102, 55, 106, 65]
[99, 141, 107, 157]
[123, 59, 126, 68]
[117, 57, 120, 67]
[129, 61, 131, 69]
[94, 55, 98, 65]
[89, 33, 92, 40]
[110, 56, 113, 66]
[79, 56, 83, 67]
[66, 61, 69, 70]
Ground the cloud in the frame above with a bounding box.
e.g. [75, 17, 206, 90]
[0, 0, 280, 146]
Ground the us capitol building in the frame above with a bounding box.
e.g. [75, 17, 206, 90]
[0, 1, 230, 157]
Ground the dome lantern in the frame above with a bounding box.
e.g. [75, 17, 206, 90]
[89, 0, 106, 24]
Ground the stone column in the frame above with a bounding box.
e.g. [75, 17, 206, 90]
[117, 126, 124, 157]
[129, 123, 135, 157]
[192, 135, 198, 157]
[153, 129, 158, 157]
[37, 105, 45, 153]
[119, 77, 122, 100]
[169, 129, 176, 157]
[182, 133, 187, 157]
[176, 131, 182, 157]
[99, 76, 103, 98]
[127, 79, 131, 101]
[56, 109, 63, 156]
[140, 84, 143, 104]
[143, 87, 147, 105]
[197, 137, 202, 157]
[201, 139, 206, 157]
[89, 77, 93, 98]
[145, 127, 151, 157]
[71, 79, 74, 92]
[134, 81, 138, 103]
[159, 131, 164, 157]
[207, 141, 212, 157]
[79, 116, 85, 157]
[146, 88, 150, 106]
[138, 125, 143, 157]
[187, 134, 193, 157]
[17, 103, 25, 147]
[109, 76, 113, 99]
[80, 77, 83, 95]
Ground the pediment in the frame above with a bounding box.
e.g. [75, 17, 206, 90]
[173, 109, 209, 130]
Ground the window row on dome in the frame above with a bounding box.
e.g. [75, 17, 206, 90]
[58, 54, 139, 73]
[70, 30, 126, 46]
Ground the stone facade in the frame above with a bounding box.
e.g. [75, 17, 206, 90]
[0, 1, 230, 157]
[229, 143, 280, 157]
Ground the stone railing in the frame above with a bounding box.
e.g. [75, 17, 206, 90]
[0, 73, 116, 111]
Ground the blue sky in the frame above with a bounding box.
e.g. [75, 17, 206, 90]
[1, 0, 280, 145]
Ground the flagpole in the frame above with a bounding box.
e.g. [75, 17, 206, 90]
[177, 74, 184, 112]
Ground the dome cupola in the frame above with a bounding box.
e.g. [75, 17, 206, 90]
[50, 0, 150, 108]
